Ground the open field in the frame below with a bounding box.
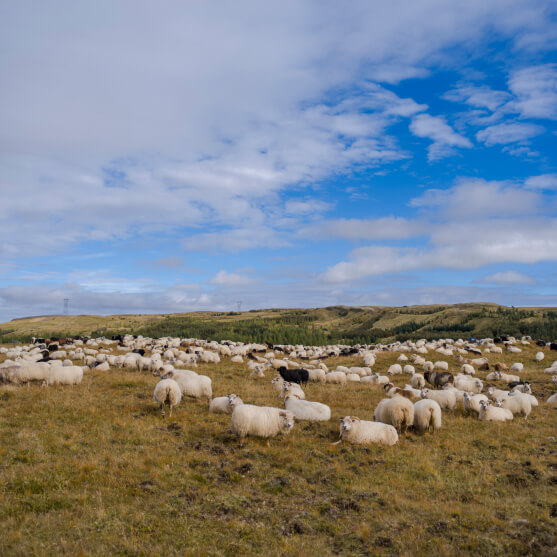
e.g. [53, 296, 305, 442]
[1, 338, 556, 555]
[2, 303, 557, 346]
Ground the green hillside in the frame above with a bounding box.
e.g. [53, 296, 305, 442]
[1, 303, 557, 344]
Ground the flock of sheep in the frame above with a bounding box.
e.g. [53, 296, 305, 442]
[1, 332, 556, 448]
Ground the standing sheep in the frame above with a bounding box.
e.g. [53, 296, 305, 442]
[413, 399, 442, 434]
[230, 405, 295, 441]
[153, 378, 182, 418]
[374, 396, 414, 433]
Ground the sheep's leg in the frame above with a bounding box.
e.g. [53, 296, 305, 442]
[266, 439, 271, 448]
[168, 404, 173, 418]
[160, 403, 165, 418]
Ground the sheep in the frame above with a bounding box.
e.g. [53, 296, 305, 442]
[230, 405, 295, 441]
[403, 384, 423, 398]
[547, 392, 557, 404]
[403, 364, 415, 375]
[333, 416, 398, 446]
[281, 382, 306, 400]
[485, 371, 520, 384]
[199, 351, 220, 364]
[413, 399, 442, 433]
[454, 375, 483, 394]
[509, 381, 531, 393]
[510, 363, 524, 373]
[441, 386, 468, 405]
[486, 386, 510, 400]
[383, 383, 417, 399]
[325, 371, 347, 385]
[499, 394, 531, 418]
[307, 368, 326, 382]
[478, 400, 513, 422]
[284, 394, 330, 421]
[424, 370, 454, 388]
[374, 396, 414, 432]
[423, 361, 434, 372]
[420, 388, 457, 410]
[508, 390, 538, 408]
[411, 373, 426, 389]
[433, 361, 449, 371]
[278, 367, 309, 385]
[153, 378, 182, 417]
[463, 393, 489, 415]
[249, 365, 266, 378]
[162, 370, 212, 401]
[461, 364, 476, 375]
[209, 393, 244, 414]
[0, 363, 50, 384]
[361, 373, 389, 385]
[535, 351, 545, 362]
[387, 364, 402, 375]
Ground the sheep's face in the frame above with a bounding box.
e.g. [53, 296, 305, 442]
[420, 389, 429, 399]
[463, 393, 471, 402]
[493, 398, 504, 407]
[278, 411, 295, 433]
[486, 387, 494, 396]
[227, 394, 240, 406]
[479, 400, 490, 411]
[340, 416, 354, 433]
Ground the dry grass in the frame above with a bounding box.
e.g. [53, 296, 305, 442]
[1, 343, 556, 556]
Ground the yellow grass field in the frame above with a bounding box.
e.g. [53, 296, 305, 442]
[1, 340, 556, 555]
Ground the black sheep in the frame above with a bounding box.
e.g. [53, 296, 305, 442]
[278, 366, 309, 385]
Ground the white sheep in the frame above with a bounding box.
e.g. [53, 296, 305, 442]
[387, 364, 402, 375]
[0, 363, 49, 384]
[547, 392, 557, 404]
[500, 394, 531, 418]
[153, 378, 182, 417]
[433, 361, 449, 371]
[347, 373, 361, 382]
[462, 393, 489, 415]
[485, 371, 520, 383]
[403, 364, 415, 375]
[162, 370, 212, 400]
[325, 371, 347, 385]
[461, 364, 476, 375]
[410, 373, 425, 389]
[420, 388, 457, 410]
[486, 386, 510, 400]
[374, 396, 414, 432]
[535, 351, 544, 362]
[333, 416, 398, 446]
[284, 394, 330, 421]
[307, 368, 326, 382]
[230, 405, 295, 440]
[454, 375, 483, 394]
[281, 382, 306, 400]
[413, 399, 442, 433]
[510, 363, 524, 373]
[478, 400, 513, 422]
[361, 373, 390, 385]
[209, 393, 244, 414]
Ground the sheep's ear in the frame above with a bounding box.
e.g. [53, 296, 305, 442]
[351, 416, 360, 421]
[279, 411, 287, 417]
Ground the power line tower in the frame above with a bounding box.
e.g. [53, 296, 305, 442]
[236, 301, 242, 312]
[63, 298, 69, 315]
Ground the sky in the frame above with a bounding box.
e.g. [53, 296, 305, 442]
[1, 1, 557, 321]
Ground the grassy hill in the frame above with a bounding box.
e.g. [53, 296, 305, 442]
[1, 303, 557, 344]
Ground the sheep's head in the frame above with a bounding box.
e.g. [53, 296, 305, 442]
[552, 375, 557, 384]
[463, 392, 471, 402]
[383, 382, 394, 391]
[493, 398, 504, 407]
[278, 410, 295, 433]
[339, 416, 360, 433]
[420, 389, 429, 399]
[486, 387, 494, 396]
[479, 400, 490, 411]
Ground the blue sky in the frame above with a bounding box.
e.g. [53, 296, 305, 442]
[1, 1, 557, 320]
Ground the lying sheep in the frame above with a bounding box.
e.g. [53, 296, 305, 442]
[374, 396, 414, 432]
[387, 364, 402, 376]
[478, 400, 513, 422]
[361, 373, 389, 385]
[383, 383, 417, 399]
[413, 399, 442, 434]
[420, 388, 457, 410]
[325, 371, 347, 385]
[454, 375, 483, 394]
[231, 405, 295, 441]
[486, 371, 520, 383]
[460, 364, 476, 375]
[209, 393, 244, 414]
[153, 378, 182, 418]
[281, 382, 306, 400]
[333, 416, 398, 446]
[284, 394, 330, 421]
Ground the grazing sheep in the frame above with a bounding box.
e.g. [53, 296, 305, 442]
[44, 365, 83, 386]
[535, 351, 544, 362]
[510, 363, 524, 373]
[0, 363, 49, 384]
[209, 393, 244, 414]
[433, 361, 449, 371]
[461, 364, 476, 375]
[278, 367, 309, 385]
[387, 364, 403, 376]
[334, 416, 398, 446]
[162, 370, 212, 401]
[463, 393, 489, 415]
[403, 364, 415, 375]
[284, 394, 330, 421]
[420, 388, 457, 410]
[231, 405, 295, 441]
[307, 368, 326, 382]
[383, 383, 417, 399]
[413, 399, 442, 433]
[361, 373, 389, 385]
[454, 375, 483, 394]
[411, 373, 426, 389]
[374, 396, 414, 432]
[424, 370, 454, 388]
[478, 400, 513, 422]
[153, 378, 182, 418]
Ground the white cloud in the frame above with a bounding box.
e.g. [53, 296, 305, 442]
[302, 217, 426, 240]
[443, 84, 511, 111]
[209, 270, 255, 286]
[508, 63, 557, 119]
[409, 114, 472, 160]
[479, 271, 535, 284]
[476, 122, 544, 145]
[524, 173, 557, 190]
